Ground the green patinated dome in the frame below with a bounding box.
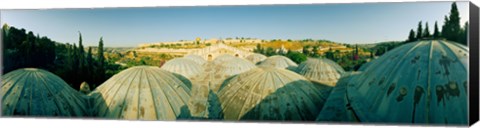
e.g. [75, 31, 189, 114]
[90, 66, 192, 120]
[258, 55, 298, 70]
[184, 54, 207, 65]
[295, 58, 345, 86]
[317, 40, 469, 125]
[161, 58, 204, 78]
[1, 68, 90, 117]
[218, 66, 329, 121]
[246, 53, 267, 64]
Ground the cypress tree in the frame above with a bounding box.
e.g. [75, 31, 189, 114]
[442, 2, 461, 42]
[97, 37, 105, 84]
[433, 21, 440, 38]
[423, 22, 431, 38]
[408, 29, 416, 42]
[416, 21, 423, 39]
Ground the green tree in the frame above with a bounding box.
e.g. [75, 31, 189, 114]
[442, 2, 462, 44]
[311, 46, 319, 57]
[407, 29, 416, 42]
[265, 47, 276, 56]
[302, 45, 310, 56]
[433, 21, 440, 38]
[96, 37, 106, 85]
[286, 51, 307, 64]
[423, 22, 431, 38]
[416, 21, 423, 39]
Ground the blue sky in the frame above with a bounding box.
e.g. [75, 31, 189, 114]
[1, 1, 469, 47]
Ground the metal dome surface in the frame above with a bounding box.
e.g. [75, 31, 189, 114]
[335, 40, 468, 124]
[212, 54, 236, 64]
[296, 58, 345, 86]
[258, 55, 298, 69]
[184, 54, 207, 65]
[1, 68, 90, 117]
[90, 66, 192, 120]
[161, 58, 204, 78]
[245, 53, 267, 64]
[217, 66, 329, 121]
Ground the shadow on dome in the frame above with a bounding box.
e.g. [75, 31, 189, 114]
[227, 80, 329, 122]
[171, 73, 193, 90]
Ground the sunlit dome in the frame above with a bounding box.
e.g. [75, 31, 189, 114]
[217, 66, 329, 120]
[90, 66, 192, 120]
[1, 68, 89, 117]
[317, 40, 469, 124]
[258, 55, 298, 69]
[245, 53, 267, 64]
[79, 81, 91, 94]
[161, 58, 204, 78]
[295, 58, 345, 86]
[209, 57, 256, 92]
[184, 54, 206, 65]
[212, 54, 236, 64]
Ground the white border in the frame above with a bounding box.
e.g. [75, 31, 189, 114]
[0, 0, 478, 128]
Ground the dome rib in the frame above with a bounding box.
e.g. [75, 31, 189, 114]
[184, 54, 207, 65]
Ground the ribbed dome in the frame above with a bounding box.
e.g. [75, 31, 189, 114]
[1, 68, 89, 117]
[213, 54, 236, 64]
[90, 66, 192, 120]
[258, 55, 298, 69]
[295, 58, 345, 86]
[209, 57, 256, 92]
[245, 53, 267, 64]
[218, 66, 329, 120]
[326, 40, 469, 124]
[184, 54, 206, 65]
[161, 58, 204, 78]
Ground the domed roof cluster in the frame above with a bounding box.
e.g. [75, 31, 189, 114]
[317, 40, 469, 125]
[183, 54, 206, 65]
[295, 58, 345, 86]
[161, 58, 204, 78]
[258, 55, 298, 70]
[90, 66, 192, 120]
[217, 66, 330, 120]
[245, 53, 267, 64]
[1, 68, 89, 117]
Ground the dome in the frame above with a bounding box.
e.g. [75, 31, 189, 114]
[90, 66, 192, 120]
[322, 40, 469, 124]
[209, 57, 256, 92]
[79, 82, 91, 94]
[295, 58, 345, 86]
[161, 58, 204, 78]
[245, 53, 267, 64]
[217, 67, 329, 120]
[212, 54, 236, 64]
[258, 55, 298, 69]
[315, 71, 362, 122]
[1, 68, 89, 117]
[184, 54, 206, 65]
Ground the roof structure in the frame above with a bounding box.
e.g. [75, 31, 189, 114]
[212, 54, 237, 64]
[245, 53, 267, 64]
[161, 58, 204, 78]
[1, 68, 90, 117]
[295, 58, 345, 86]
[90, 66, 192, 120]
[258, 55, 298, 70]
[319, 40, 469, 125]
[217, 66, 329, 121]
[183, 54, 207, 65]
